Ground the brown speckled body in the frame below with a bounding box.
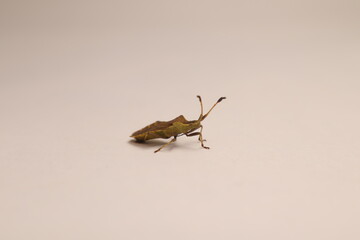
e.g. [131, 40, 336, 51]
[130, 115, 200, 142]
[130, 96, 226, 153]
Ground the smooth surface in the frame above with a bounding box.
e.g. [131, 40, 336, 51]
[1, 0, 360, 239]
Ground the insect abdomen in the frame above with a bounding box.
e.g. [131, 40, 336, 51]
[134, 129, 174, 141]
[131, 115, 200, 142]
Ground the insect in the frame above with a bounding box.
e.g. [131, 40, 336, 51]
[130, 95, 226, 153]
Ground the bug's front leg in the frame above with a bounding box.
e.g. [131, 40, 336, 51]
[154, 136, 177, 153]
[185, 126, 209, 149]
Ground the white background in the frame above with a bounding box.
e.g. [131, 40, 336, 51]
[1, 0, 360, 239]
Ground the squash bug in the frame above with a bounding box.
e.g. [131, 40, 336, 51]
[130, 96, 226, 153]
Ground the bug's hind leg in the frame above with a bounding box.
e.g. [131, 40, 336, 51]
[154, 136, 177, 153]
[185, 126, 209, 149]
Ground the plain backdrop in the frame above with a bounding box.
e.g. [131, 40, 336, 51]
[1, 0, 360, 239]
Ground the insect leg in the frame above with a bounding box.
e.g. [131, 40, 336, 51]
[185, 132, 205, 141]
[185, 126, 209, 149]
[154, 136, 177, 153]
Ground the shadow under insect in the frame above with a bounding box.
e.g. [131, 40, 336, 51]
[128, 139, 178, 151]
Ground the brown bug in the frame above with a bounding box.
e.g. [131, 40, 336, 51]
[130, 96, 226, 153]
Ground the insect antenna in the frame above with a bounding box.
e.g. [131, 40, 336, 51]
[201, 97, 226, 121]
[197, 95, 204, 120]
